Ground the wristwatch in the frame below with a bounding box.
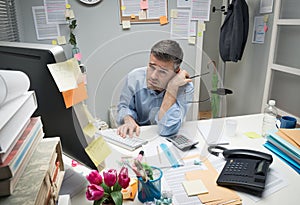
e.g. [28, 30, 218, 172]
[78, 0, 102, 5]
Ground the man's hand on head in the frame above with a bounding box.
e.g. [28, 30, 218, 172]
[168, 69, 192, 89]
[117, 115, 140, 138]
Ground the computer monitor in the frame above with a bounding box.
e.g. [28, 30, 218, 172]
[0, 41, 96, 169]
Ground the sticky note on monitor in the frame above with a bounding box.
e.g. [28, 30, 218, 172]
[182, 179, 208, 196]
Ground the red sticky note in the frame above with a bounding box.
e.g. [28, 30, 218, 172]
[140, 0, 148, 10]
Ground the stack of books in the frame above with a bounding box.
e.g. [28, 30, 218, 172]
[0, 70, 42, 196]
[264, 128, 300, 174]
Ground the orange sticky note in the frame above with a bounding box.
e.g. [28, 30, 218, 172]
[140, 0, 148, 10]
[62, 82, 88, 108]
[160, 16, 168, 25]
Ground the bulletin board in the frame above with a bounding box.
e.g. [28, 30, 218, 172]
[119, 0, 168, 24]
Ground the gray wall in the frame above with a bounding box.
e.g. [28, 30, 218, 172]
[15, 0, 271, 123]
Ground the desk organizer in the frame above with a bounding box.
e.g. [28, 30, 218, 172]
[137, 166, 163, 203]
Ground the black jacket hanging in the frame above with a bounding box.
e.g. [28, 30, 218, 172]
[219, 0, 249, 62]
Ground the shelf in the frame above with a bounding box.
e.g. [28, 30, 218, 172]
[277, 19, 300, 25]
[271, 64, 300, 77]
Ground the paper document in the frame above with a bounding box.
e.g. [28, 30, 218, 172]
[197, 119, 229, 145]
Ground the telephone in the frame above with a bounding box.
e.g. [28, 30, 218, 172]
[216, 148, 273, 196]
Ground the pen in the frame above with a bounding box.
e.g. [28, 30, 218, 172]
[189, 71, 210, 79]
[157, 146, 162, 164]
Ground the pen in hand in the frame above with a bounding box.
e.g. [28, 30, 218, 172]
[189, 71, 210, 79]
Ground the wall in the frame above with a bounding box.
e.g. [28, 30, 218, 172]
[15, 0, 271, 123]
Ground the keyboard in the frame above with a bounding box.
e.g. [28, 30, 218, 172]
[97, 129, 148, 151]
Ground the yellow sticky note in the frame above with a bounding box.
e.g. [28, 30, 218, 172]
[83, 122, 98, 138]
[52, 40, 57, 45]
[198, 31, 203, 37]
[188, 36, 196, 45]
[57, 36, 66, 45]
[66, 4, 71, 9]
[122, 20, 131, 29]
[198, 22, 206, 32]
[85, 136, 112, 167]
[160, 16, 168, 25]
[264, 14, 269, 23]
[121, 6, 126, 11]
[170, 9, 178, 18]
[244, 132, 262, 139]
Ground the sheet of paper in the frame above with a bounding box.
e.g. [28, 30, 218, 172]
[62, 82, 88, 108]
[163, 165, 205, 204]
[182, 179, 208, 196]
[121, 0, 140, 16]
[44, 0, 68, 24]
[197, 119, 230, 145]
[171, 9, 190, 39]
[252, 16, 265, 44]
[32, 6, 60, 40]
[85, 136, 111, 167]
[47, 58, 82, 92]
[177, 0, 192, 8]
[189, 20, 197, 37]
[191, 0, 211, 21]
[147, 0, 167, 19]
[260, 0, 273, 14]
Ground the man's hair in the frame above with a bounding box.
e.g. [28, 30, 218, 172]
[150, 40, 183, 72]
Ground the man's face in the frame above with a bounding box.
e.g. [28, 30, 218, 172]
[146, 54, 177, 92]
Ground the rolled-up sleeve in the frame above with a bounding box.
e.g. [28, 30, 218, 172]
[156, 82, 194, 136]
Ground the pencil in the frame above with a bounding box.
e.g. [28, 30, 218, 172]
[157, 146, 162, 164]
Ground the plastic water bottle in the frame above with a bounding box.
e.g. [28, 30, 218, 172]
[262, 100, 278, 137]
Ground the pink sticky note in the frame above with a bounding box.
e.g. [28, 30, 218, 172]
[264, 24, 268, 32]
[140, 0, 148, 10]
[74, 52, 82, 61]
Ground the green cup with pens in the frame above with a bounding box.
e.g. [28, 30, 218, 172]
[137, 166, 163, 203]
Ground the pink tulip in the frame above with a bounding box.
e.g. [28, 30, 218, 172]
[86, 184, 104, 201]
[118, 167, 130, 189]
[86, 170, 103, 185]
[103, 169, 117, 187]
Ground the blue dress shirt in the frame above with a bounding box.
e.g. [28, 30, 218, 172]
[117, 67, 194, 136]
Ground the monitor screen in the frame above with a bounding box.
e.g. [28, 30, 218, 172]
[0, 41, 96, 169]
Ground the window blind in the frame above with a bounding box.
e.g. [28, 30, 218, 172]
[0, 0, 19, 42]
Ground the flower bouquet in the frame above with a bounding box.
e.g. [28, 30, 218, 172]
[86, 167, 130, 205]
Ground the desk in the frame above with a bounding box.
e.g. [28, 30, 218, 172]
[71, 114, 300, 205]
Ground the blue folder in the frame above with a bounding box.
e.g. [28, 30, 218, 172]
[264, 141, 300, 174]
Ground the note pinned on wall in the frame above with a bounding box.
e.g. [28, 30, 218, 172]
[85, 136, 112, 167]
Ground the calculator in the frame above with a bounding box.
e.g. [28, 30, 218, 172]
[167, 134, 199, 151]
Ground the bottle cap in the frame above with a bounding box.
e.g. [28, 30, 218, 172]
[268, 100, 276, 106]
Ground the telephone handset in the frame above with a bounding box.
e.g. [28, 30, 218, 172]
[215, 148, 273, 196]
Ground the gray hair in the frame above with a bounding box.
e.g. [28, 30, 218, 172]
[150, 40, 183, 72]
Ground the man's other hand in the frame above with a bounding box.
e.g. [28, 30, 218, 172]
[117, 115, 140, 138]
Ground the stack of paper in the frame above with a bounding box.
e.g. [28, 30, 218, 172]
[264, 129, 300, 174]
[185, 157, 242, 205]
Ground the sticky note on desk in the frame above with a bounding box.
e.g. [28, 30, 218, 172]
[182, 179, 208, 196]
[244, 132, 262, 139]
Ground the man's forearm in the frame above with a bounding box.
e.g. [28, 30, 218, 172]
[158, 86, 178, 120]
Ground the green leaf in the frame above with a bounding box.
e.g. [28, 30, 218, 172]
[111, 191, 123, 205]
[102, 183, 111, 194]
[113, 182, 122, 192]
[93, 200, 101, 205]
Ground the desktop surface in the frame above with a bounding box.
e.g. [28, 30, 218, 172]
[71, 114, 300, 205]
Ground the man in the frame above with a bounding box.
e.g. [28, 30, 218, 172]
[117, 40, 194, 137]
